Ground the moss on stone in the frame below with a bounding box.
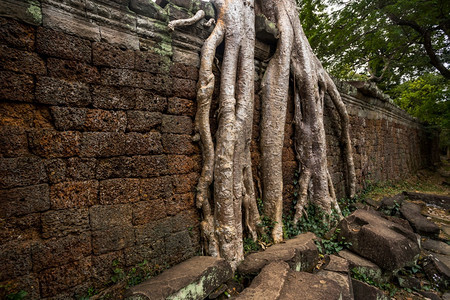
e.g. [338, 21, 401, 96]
[27, 0, 42, 24]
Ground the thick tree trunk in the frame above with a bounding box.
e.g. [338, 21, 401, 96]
[180, 0, 357, 267]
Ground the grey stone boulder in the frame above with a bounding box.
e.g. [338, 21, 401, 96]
[423, 254, 450, 290]
[124, 256, 232, 300]
[400, 202, 440, 237]
[403, 191, 450, 210]
[378, 193, 405, 215]
[236, 261, 345, 300]
[336, 209, 420, 271]
[318, 255, 354, 300]
[237, 232, 319, 275]
[337, 250, 384, 284]
[422, 238, 450, 255]
[351, 279, 389, 300]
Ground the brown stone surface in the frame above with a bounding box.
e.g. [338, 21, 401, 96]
[0, 157, 47, 189]
[0, 17, 35, 50]
[47, 57, 100, 83]
[36, 27, 91, 62]
[400, 201, 440, 237]
[92, 226, 135, 254]
[29, 130, 81, 158]
[99, 178, 140, 205]
[127, 111, 162, 132]
[0, 71, 34, 102]
[125, 256, 232, 300]
[41, 208, 90, 238]
[36, 76, 92, 107]
[0, 184, 50, 218]
[90, 204, 133, 230]
[0, 45, 46, 75]
[352, 279, 389, 300]
[93, 42, 135, 68]
[50, 180, 98, 209]
[0, 126, 29, 157]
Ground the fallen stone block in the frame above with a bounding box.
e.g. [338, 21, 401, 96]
[336, 209, 420, 271]
[400, 202, 440, 237]
[124, 256, 232, 300]
[422, 238, 450, 255]
[403, 192, 450, 210]
[351, 279, 389, 300]
[237, 261, 345, 300]
[318, 255, 353, 300]
[337, 250, 384, 284]
[423, 254, 450, 290]
[378, 193, 405, 216]
[237, 232, 318, 275]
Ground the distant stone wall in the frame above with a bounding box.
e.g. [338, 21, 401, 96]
[0, 0, 438, 298]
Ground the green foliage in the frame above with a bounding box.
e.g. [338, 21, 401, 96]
[108, 259, 167, 289]
[5, 290, 28, 300]
[298, 0, 449, 88]
[351, 268, 398, 296]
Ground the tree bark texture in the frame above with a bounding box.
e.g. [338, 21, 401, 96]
[182, 0, 357, 267]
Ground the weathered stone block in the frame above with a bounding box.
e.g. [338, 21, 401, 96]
[140, 72, 172, 96]
[125, 132, 163, 155]
[129, 0, 168, 22]
[0, 241, 32, 281]
[0, 0, 42, 26]
[28, 130, 81, 158]
[39, 257, 92, 298]
[42, 4, 100, 41]
[167, 154, 201, 174]
[47, 57, 100, 83]
[172, 77, 196, 99]
[170, 62, 198, 80]
[135, 219, 172, 245]
[140, 176, 173, 200]
[165, 230, 194, 263]
[132, 199, 166, 225]
[91, 251, 125, 286]
[0, 17, 35, 50]
[351, 279, 389, 300]
[0, 184, 49, 218]
[96, 156, 136, 179]
[90, 204, 133, 230]
[336, 209, 420, 271]
[164, 193, 195, 216]
[32, 233, 91, 271]
[101, 68, 141, 87]
[337, 250, 383, 284]
[162, 134, 198, 154]
[1, 213, 41, 244]
[135, 50, 170, 74]
[0, 45, 46, 75]
[135, 155, 169, 177]
[127, 111, 162, 132]
[125, 256, 232, 300]
[238, 232, 319, 275]
[0, 126, 28, 157]
[36, 26, 91, 62]
[172, 172, 199, 194]
[93, 42, 135, 68]
[167, 97, 195, 116]
[36, 76, 92, 107]
[80, 132, 127, 157]
[0, 157, 47, 189]
[400, 201, 440, 237]
[161, 115, 193, 134]
[168, 209, 200, 233]
[92, 85, 136, 110]
[92, 226, 135, 254]
[41, 208, 90, 238]
[99, 178, 140, 205]
[50, 180, 98, 209]
[51, 106, 127, 132]
[135, 89, 167, 112]
[124, 240, 165, 267]
[0, 71, 34, 102]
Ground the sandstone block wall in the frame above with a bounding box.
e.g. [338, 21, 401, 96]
[0, 0, 438, 298]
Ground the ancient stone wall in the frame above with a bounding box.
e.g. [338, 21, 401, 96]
[0, 0, 438, 298]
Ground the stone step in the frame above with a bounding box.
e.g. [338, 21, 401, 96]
[237, 232, 319, 276]
[337, 249, 384, 283]
[124, 256, 232, 300]
[236, 261, 345, 300]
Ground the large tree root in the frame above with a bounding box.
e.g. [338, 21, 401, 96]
[172, 0, 357, 267]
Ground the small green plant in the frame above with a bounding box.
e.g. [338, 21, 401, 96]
[351, 268, 397, 296]
[5, 290, 28, 300]
[243, 237, 260, 254]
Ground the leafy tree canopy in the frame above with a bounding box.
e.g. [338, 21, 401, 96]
[298, 0, 449, 89]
